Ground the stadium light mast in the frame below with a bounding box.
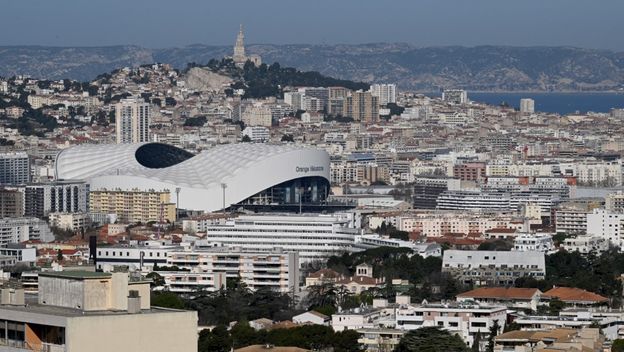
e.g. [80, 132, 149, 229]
[175, 187, 181, 222]
[221, 183, 228, 215]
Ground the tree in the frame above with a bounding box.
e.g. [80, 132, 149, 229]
[56, 249, 63, 262]
[281, 134, 294, 142]
[612, 339, 624, 352]
[486, 320, 500, 352]
[241, 135, 252, 142]
[472, 330, 481, 352]
[395, 327, 469, 352]
[198, 325, 232, 352]
[151, 292, 185, 309]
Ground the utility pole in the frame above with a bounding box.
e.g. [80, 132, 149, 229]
[221, 183, 227, 215]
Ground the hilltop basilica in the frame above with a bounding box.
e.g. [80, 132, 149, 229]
[231, 24, 262, 68]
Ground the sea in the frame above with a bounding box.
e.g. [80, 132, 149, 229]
[426, 92, 624, 115]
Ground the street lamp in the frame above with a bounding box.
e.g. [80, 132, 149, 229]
[221, 183, 228, 215]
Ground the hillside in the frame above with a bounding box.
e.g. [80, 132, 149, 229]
[2, 44, 624, 91]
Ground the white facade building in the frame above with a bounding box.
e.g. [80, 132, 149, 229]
[0, 217, 54, 244]
[586, 208, 624, 247]
[562, 235, 609, 255]
[513, 234, 554, 252]
[160, 248, 299, 293]
[369, 84, 397, 105]
[201, 214, 359, 263]
[520, 98, 535, 114]
[0, 152, 30, 185]
[241, 126, 270, 142]
[48, 212, 91, 232]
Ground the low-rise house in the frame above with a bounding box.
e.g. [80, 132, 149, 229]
[292, 311, 330, 326]
[456, 287, 542, 311]
[494, 327, 604, 352]
[562, 235, 609, 255]
[543, 287, 608, 306]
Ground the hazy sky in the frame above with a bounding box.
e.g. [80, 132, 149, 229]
[2, 0, 623, 50]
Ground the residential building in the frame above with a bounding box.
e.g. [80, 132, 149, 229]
[89, 188, 175, 224]
[412, 177, 461, 209]
[456, 287, 542, 311]
[453, 162, 486, 181]
[23, 180, 89, 218]
[0, 152, 30, 185]
[346, 90, 379, 123]
[160, 248, 299, 293]
[606, 191, 624, 213]
[0, 189, 23, 217]
[0, 271, 197, 352]
[442, 89, 468, 104]
[48, 212, 91, 232]
[356, 328, 405, 352]
[494, 328, 604, 352]
[586, 208, 624, 247]
[519, 98, 535, 114]
[242, 105, 273, 127]
[512, 234, 554, 252]
[96, 241, 178, 271]
[395, 302, 506, 347]
[369, 84, 397, 105]
[543, 287, 608, 306]
[292, 311, 330, 326]
[241, 126, 270, 142]
[0, 217, 54, 244]
[555, 207, 592, 234]
[442, 250, 546, 285]
[115, 97, 150, 144]
[562, 235, 609, 255]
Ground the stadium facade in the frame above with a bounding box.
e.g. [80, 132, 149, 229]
[55, 143, 330, 213]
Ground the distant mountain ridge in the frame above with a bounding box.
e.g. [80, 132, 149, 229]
[1, 44, 624, 91]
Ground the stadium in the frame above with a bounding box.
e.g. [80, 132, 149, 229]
[55, 143, 331, 213]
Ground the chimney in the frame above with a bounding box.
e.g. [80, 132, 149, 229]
[127, 290, 141, 314]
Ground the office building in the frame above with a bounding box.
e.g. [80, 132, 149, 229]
[0, 271, 197, 352]
[520, 98, 535, 114]
[0, 152, 30, 185]
[201, 214, 358, 263]
[442, 250, 546, 285]
[346, 91, 379, 123]
[56, 143, 330, 213]
[89, 188, 175, 224]
[96, 241, 179, 271]
[369, 84, 397, 105]
[0, 189, 23, 217]
[160, 248, 299, 293]
[115, 97, 150, 144]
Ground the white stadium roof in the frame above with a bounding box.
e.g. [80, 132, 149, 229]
[55, 143, 330, 212]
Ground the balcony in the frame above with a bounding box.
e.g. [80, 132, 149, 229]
[0, 339, 65, 351]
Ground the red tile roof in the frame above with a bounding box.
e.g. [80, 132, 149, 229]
[543, 287, 608, 304]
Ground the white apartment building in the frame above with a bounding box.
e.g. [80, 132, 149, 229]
[395, 302, 506, 347]
[354, 234, 442, 258]
[513, 234, 554, 252]
[442, 89, 468, 104]
[442, 250, 546, 285]
[160, 248, 299, 293]
[562, 235, 609, 255]
[202, 214, 359, 263]
[96, 241, 179, 271]
[586, 208, 624, 247]
[48, 212, 91, 232]
[0, 217, 54, 244]
[520, 98, 535, 114]
[369, 84, 397, 105]
[0, 152, 30, 185]
[241, 126, 270, 142]
[606, 191, 624, 213]
[115, 98, 150, 144]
